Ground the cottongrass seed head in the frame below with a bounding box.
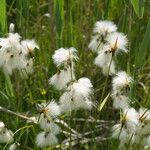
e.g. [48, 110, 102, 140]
[60, 77, 93, 112]
[21, 39, 39, 55]
[94, 45, 116, 75]
[0, 127, 14, 144]
[112, 71, 133, 92]
[93, 20, 117, 35]
[52, 47, 78, 67]
[36, 131, 58, 148]
[0, 23, 39, 76]
[88, 20, 117, 52]
[106, 32, 128, 53]
[49, 68, 73, 90]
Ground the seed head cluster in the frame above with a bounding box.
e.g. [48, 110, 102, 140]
[89, 20, 128, 75]
[0, 23, 39, 77]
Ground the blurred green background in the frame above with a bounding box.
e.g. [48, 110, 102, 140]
[0, 0, 150, 149]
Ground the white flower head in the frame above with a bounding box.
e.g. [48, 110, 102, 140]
[106, 32, 128, 53]
[39, 114, 60, 133]
[0, 128, 14, 144]
[102, 61, 116, 75]
[21, 39, 39, 55]
[112, 123, 127, 140]
[72, 77, 93, 99]
[112, 95, 130, 110]
[52, 47, 78, 67]
[9, 143, 20, 150]
[0, 33, 29, 75]
[93, 20, 117, 35]
[143, 136, 150, 149]
[36, 131, 58, 148]
[0, 33, 21, 51]
[94, 45, 116, 75]
[19, 58, 34, 78]
[112, 123, 136, 148]
[0, 24, 38, 76]
[39, 100, 61, 118]
[9, 23, 15, 33]
[49, 68, 74, 90]
[122, 108, 139, 132]
[137, 108, 150, 135]
[88, 35, 105, 52]
[0, 121, 5, 132]
[89, 20, 117, 52]
[112, 71, 133, 92]
[60, 77, 93, 112]
[59, 91, 76, 112]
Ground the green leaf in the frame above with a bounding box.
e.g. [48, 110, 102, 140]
[135, 19, 150, 68]
[98, 93, 111, 111]
[55, 0, 64, 47]
[131, 0, 145, 18]
[0, 0, 7, 35]
[5, 74, 14, 97]
[55, 0, 64, 36]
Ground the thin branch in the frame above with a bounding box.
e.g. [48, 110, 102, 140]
[0, 106, 35, 122]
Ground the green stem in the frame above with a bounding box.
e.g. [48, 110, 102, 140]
[100, 53, 113, 102]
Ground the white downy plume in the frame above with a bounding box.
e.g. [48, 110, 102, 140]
[137, 108, 150, 135]
[0, 32, 21, 69]
[60, 77, 93, 112]
[93, 20, 117, 35]
[112, 123, 128, 141]
[88, 35, 105, 52]
[112, 123, 136, 149]
[52, 47, 78, 67]
[0, 121, 5, 132]
[39, 101, 61, 118]
[49, 68, 73, 90]
[0, 128, 14, 144]
[94, 45, 116, 75]
[0, 32, 25, 75]
[59, 91, 75, 112]
[118, 133, 136, 150]
[19, 59, 34, 78]
[112, 95, 130, 110]
[112, 71, 132, 92]
[0, 24, 38, 76]
[0, 33, 21, 52]
[106, 32, 128, 53]
[9, 23, 15, 33]
[143, 136, 150, 149]
[88, 20, 117, 52]
[21, 39, 39, 55]
[9, 143, 20, 150]
[112, 108, 138, 142]
[101, 60, 115, 75]
[123, 108, 139, 132]
[39, 114, 60, 133]
[36, 131, 58, 148]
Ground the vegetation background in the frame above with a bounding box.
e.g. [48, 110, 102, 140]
[0, 0, 150, 149]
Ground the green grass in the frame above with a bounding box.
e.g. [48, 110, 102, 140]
[0, 0, 150, 149]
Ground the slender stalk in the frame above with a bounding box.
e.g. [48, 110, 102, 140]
[100, 53, 113, 102]
[0, 106, 35, 122]
[68, 49, 74, 149]
[126, 133, 134, 150]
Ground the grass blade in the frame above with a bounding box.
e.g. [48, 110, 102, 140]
[135, 19, 150, 68]
[0, 0, 7, 35]
[98, 93, 111, 111]
[131, 0, 145, 18]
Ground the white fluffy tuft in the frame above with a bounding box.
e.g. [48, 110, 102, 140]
[52, 47, 78, 67]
